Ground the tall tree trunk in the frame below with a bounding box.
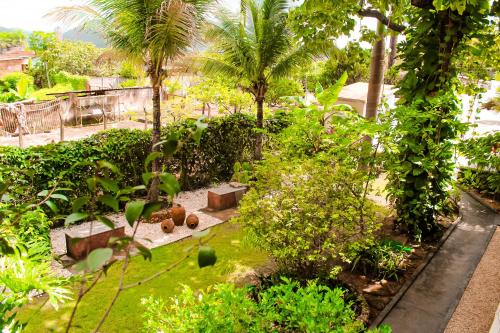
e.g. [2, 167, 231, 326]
[365, 21, 386, 120]
[255, 97, 264, 160]
[388, 32, 398, 69]
[148, 74, 162, 202]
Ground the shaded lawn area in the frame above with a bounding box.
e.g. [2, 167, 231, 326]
[18, 222, 269, 333]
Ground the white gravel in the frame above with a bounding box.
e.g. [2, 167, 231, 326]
[50, 184, 230, 262]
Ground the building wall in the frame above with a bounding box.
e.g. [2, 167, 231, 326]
[0, 59, 26, 77]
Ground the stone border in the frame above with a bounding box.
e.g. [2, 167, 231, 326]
[369, 212, 463, 329]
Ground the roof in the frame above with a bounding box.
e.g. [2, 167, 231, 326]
[0, 49, 35, 61]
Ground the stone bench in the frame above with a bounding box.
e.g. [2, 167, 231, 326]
[207, 184, 248, 211]
[65, 224, 125, 260]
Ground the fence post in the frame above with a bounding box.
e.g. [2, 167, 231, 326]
[18, 105, 24, 148]
[144, 107, 147, 130]
[59, 111, 65, 142]
[102, 97, 107, 130]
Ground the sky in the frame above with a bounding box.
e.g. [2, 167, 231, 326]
[0, 0, 240, 32]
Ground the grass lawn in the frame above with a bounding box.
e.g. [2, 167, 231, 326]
[18, 222, 269, 333]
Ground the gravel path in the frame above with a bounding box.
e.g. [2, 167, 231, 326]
[444, 227, 500, 333]
[50, 184, 233, 277]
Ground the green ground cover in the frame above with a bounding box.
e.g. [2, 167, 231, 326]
[18, 222, 269, 333]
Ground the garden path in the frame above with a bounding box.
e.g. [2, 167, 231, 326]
[379, 192, 500, 333]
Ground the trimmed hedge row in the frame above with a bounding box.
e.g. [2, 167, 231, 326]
[0, 113, 289, 204]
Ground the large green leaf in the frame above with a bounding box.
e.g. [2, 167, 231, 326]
[98, 194, 119, 212]
[65, 212, 89, 226]
[125, 200, 145, 226]
[86, 248, 113, 272]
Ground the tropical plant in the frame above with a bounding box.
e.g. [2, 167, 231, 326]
[50, 0, 215, 201]
[383, 0, 491, 239]
[142, 279, 391, 332]
[0, 30, 26, 50]
[203, 0, 312, 159]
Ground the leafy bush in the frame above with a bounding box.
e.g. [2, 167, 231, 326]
[0, 114, 288, 213]
[120, 79, 138, 88]
[237, 157, 379, 279]
[458, 132, 500, 198]
[1, 72, 34, 90]
[382, 93, 467, 240]
[142, 279, 391, 333]
[266, 78, 304, 106]
[51, 71, 88, 91]
[352, 240, 412, 280]
[30, 83, 73, 101]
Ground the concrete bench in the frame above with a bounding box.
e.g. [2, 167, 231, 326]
[65, 224, 125, 260]
[207, 184, 247, 211]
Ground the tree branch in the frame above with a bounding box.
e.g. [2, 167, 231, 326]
[358, 8, 406, 32]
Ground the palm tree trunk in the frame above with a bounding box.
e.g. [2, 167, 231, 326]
[388, 32, 398, 69]
[365, 21, 386, 120]
[255, 97, 264, 160]
[148, 74, 162, 202]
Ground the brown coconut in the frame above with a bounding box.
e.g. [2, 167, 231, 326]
[160, 218, 175, 233]
[169, 205, 186, 226]
[186, 214, 199, 229]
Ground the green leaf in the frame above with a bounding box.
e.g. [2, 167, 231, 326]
[50, 193, 68, 201]
[96, 215, 115, 229]
[87, 248, 113, 272]
[45, 200, 59, 214]
[125, 200, 145, 226]
[87, 177, 96, 192]
[98, 161, 121, 175]
[142, 202, 162, 221]
[96, 177, 119, 193]
[65, 212, 89, 226]
[159, 173, 180, 197]
[142, 172, 153, 185]
[135, 243, 152, 261]
[37, 190, 49, 197]
[72, 196, 90, 213]
[198, 246, 217, 268]
[145, 152, 163, 171]
[98, 194, 119, 212]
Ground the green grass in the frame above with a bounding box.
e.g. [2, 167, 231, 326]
[18, 222, 269, 333]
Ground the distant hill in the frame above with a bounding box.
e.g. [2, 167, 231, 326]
[63, 28, 107, 48]
[0, 26, 108, 48]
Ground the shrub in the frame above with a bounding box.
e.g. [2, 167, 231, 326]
[458, 132, 500, 198]
[31, 83, 73, 101]
[51, 71, 88, 91]
[1, 72, 34, 90]
[236, 156, 379, 279]
[351, 240, 412, 280]
[0, 114, 288, 214]
[142, 279, 389, 333]
[120, 79, 137, 88]
[266, 78, 304, 106]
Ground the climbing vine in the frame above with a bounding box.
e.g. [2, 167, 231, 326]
[384, 0, 491, 239]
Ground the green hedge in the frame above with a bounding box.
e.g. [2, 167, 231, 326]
[458, 132, 500, 198]
[0, 113, 288, 207]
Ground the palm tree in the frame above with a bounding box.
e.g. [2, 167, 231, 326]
[203, 0, 310, 159]
[49, 0, 214, 200]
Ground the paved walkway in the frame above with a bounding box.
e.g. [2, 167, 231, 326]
[445, 227, 500, 333]
[381, 192, 500, 333]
